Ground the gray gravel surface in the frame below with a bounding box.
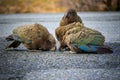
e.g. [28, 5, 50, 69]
[0, 37, 120, 80]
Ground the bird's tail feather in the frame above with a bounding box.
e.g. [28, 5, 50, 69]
[97, 46, 113, 53]
[71, 44, 113, 53]
[6, 35, 21, 48]
[6, 41, 21, 48]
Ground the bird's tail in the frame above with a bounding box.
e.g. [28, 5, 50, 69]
[71, 44, 113, 53]
[96, 46, 113, 53]
[6, 35, 21, 48]
[6, 41, 21, 48]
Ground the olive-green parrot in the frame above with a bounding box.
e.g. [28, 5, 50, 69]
[57, 22, 113, 53]
[63, 22, 113, 53]
[6, 23, 56, 51]
[56, 9, 83, 50]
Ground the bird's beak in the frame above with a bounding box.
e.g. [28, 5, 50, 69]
[50, 46, 56, 52]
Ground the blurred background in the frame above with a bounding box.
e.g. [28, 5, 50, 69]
[0, 1, 120, 80]
[0, 0, 120, 14]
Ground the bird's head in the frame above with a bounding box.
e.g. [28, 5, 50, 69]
[45, 34, 56, 51]
[64, 9, 77, 22]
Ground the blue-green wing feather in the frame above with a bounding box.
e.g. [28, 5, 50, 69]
[71, 44, 100, 52]
[71, 44, 113, 53]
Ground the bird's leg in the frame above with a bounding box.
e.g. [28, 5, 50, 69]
[6, 40, 21, 49]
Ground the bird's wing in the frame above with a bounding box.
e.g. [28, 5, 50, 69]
[12, 24, 46, 44]
[68, 26, 105, 46]
[63, 25, 105, 52]
[71, 44, 113, 53]
[61, 22, 112, 53]
[56, 22, 83, 42]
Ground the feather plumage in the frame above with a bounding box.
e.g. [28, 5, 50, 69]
[59, 9, 82, 26]
[56, 9, 83, 50]
[62, 22, 113, 53]
[6, 23, 56, 51]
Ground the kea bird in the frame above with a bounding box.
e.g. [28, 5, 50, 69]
[56, 9, 83, 50]
[58, 22, 113, 53]
[6, 23, 56, 51]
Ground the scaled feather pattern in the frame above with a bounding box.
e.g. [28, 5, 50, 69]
[6, 23, 56, 51]
[56, 22, 113, 53]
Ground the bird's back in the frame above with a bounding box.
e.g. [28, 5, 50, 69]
[13, 23, 49, 41]
[63, 22, 105, 46]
